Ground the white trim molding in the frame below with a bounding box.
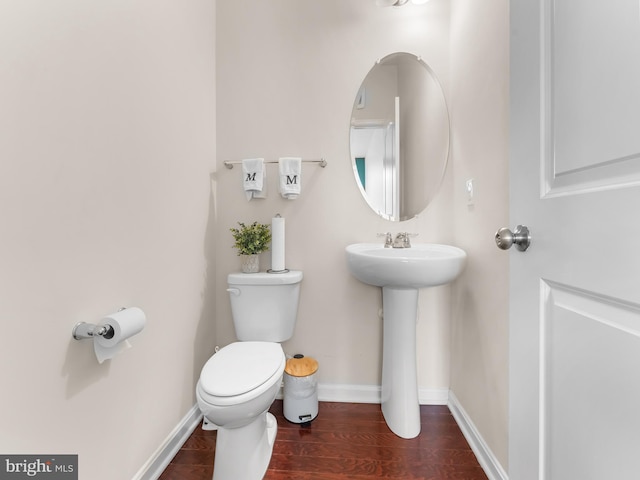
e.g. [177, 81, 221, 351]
[448, 392, 508, 480]
[418, 387, 449, 405]
[132, 404, 203, 480]
[317, 383, 381, 403]
[316, 383, 449, 405]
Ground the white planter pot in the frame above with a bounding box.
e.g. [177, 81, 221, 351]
[240, 254, 260, 273]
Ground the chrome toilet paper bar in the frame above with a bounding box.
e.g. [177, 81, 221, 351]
[71, 307, 126, 340]
[72, 322, 115, 340]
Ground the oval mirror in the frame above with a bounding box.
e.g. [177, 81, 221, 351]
[350, 52, 449, 221]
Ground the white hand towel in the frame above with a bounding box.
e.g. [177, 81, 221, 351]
[242, 158, 266, 200]
[254, 167, 267, 199]
[278, 157, 302, 199]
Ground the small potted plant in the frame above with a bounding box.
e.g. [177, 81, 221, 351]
[230, 221, 272, 273]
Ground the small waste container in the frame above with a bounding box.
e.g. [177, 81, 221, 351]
[283, 354, 318, 425]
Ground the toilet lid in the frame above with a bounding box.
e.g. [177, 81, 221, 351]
[200, 342, 284, 397]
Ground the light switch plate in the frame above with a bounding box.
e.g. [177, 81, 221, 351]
[465, 178, 474, 205]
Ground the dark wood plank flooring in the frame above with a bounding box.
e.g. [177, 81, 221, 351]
[159, 400, 488, 480]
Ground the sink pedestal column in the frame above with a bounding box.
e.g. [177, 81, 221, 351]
[381, 286, 420, 439]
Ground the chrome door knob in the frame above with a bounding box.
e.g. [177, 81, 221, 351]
[495, 225, 531, 251]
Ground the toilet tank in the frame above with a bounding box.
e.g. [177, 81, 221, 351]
[227, 270, 303, 342]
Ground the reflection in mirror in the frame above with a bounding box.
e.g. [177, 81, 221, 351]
[350, 52, 449, 222]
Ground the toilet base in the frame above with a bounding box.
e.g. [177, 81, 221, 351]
[201, 418, 218, 431]
[212, 411, 278, 480]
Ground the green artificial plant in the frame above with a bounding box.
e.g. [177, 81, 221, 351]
[230, 221, 272, 255]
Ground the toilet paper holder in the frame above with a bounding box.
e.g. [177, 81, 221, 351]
[72, 307, 126, 340]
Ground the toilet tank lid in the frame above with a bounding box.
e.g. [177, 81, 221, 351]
[227, 270, 303, 285]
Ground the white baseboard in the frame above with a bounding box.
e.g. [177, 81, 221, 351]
[448, 392, 508, 480]
[131, 404, 203, 480]
[317, 383, 381, 403]
[418, 387, 449, 405]
[316, 383, 449, 405]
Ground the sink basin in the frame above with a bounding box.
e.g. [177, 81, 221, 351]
[345, 243, 467, 289]
[345, 242, 467, 439]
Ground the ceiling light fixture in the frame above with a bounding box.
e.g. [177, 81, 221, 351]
[376, 0, 429, 6]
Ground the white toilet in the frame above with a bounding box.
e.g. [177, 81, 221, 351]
[196, 270, 303, 480]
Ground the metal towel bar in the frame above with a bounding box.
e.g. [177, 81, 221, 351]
[223, 158, 327, 169]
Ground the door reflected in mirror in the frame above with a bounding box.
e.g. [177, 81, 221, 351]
[350, 52, 449, 221]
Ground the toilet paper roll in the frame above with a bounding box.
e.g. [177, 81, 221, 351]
[94, 307, 147, 364]
[271, 216, 285, 271]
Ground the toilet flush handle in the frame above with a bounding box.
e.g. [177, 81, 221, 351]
[226, 288, 241, 296]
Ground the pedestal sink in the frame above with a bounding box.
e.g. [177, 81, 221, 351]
[345, 243, 467, 438]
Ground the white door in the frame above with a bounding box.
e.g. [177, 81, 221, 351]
[509, 1, 640, 479]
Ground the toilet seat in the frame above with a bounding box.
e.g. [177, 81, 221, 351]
[198, 341, 285, 407]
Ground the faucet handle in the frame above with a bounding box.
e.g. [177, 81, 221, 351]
[402, 232, 418, 247]
[377, 232, 393, 248]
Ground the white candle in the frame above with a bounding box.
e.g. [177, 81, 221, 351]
[271, 215, 285, 271]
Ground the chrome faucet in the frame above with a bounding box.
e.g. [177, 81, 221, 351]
[380, 232, 393, 248]
[392, 232, 408, 248]
[392, 232, 417, 248]
[379, 232, 415, 248]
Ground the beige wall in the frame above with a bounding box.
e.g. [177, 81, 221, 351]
[450, 0, 510, 470]
[215, 0, 454, 392]
[0, 0, 510, 477]
[0, 2, 216, 479]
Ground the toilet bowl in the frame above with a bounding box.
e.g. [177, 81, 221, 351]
[196, 341, 286, 480]
[196, 270, 303, 479]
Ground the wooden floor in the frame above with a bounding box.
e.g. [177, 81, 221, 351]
[159, 400, 488, 480]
